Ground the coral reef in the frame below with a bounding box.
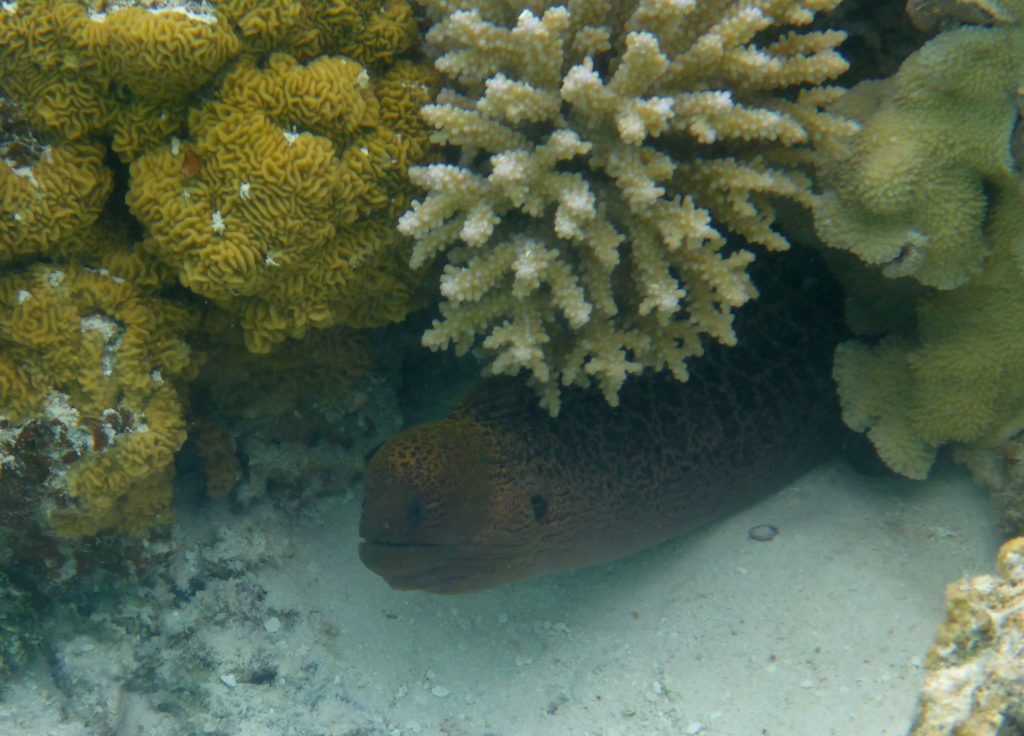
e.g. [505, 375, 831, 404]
[0, 0, 424, 160]
[127, 53, 437, 352]
[399, 0, 854, 412]
[0, 0, 238, 158]
[813, 5, 1024, 479]
[0, 0, 435, 556]
[909, 537, 1024, 735]
[0, 263, 198, 538]
[0, 141, 113, 264]
[814, 25, 1024, 289]
[216, 0, 420, 66]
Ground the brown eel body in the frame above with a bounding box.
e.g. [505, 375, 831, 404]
[360, 249, 846, 593]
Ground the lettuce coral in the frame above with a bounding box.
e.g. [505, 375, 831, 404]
[127, 53, 436, 353]
[0, 262, 198, 538]
[815, 6, 1024, 480]
[399, 0, 854, 412]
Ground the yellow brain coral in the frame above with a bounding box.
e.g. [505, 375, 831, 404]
[216, 0, 418, 67]
[0, 261, 199, 538]
[0, 1, 242, 158]
[0, 141, 112, 263]
[127, 53, 436, 353]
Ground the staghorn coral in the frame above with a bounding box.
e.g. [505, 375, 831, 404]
[128, 53, 436, 353]
[398, 0, 854, 412]
[0, 262, 199, 538]
[909, 537, 1024, 735]
[815, 4, 1024, 480]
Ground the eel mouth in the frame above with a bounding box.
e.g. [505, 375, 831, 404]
[358, 537, 519, 594]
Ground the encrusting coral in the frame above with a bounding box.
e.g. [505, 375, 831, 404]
[399, 0, 854, 412]
[909, 537, 1024, 735]
[127, 53, 437, 352]
[0, 261, 199, 538]
[813, 0, 1024, 480]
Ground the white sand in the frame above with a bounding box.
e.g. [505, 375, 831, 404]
[0, 460, 1000, 735]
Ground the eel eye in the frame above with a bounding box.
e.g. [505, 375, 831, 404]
[530, 495, 548, 522]
[406, 496, 426, 527]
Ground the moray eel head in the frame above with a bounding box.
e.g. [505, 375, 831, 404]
[359, 417, 539, 593]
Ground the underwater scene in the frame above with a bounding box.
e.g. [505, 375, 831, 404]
[1, 0, 1022, 733]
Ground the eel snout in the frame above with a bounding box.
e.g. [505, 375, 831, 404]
[359, 418, 525, 593]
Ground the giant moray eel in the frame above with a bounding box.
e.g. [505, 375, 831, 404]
[360, 249, 847, 593]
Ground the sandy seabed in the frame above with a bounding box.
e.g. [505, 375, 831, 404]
[0, 459, 999, 736]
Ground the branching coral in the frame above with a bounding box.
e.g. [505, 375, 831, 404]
[0, 263, 199, 538]
[399, 0, 854, 412]
[127, 53, 436, 353]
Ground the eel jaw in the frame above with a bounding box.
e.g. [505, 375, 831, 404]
[358, 537, 524, 594]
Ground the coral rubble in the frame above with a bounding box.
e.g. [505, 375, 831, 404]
[400, 0, 854, 412]
[909, 537, 1024, 735]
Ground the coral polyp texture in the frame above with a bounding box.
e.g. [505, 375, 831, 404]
[127, 53, 436, 353]
[814, 26, 1024, 289]
[399, 0, 853, 412]
[0, 263, 199, 538]
[814, 5, 1024, 480]
[909, 537, 1024, 735]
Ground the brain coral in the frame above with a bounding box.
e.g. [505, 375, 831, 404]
[399, 0, 854, 412]
[0, 0, 241, 158]
[216, 0, 419, 67]
[0, 262, 199, 538]
[0, 140, 112, 263]
[127, 53, 437, 353]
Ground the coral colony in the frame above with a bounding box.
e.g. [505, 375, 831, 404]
[1, 1, 1024, 726]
